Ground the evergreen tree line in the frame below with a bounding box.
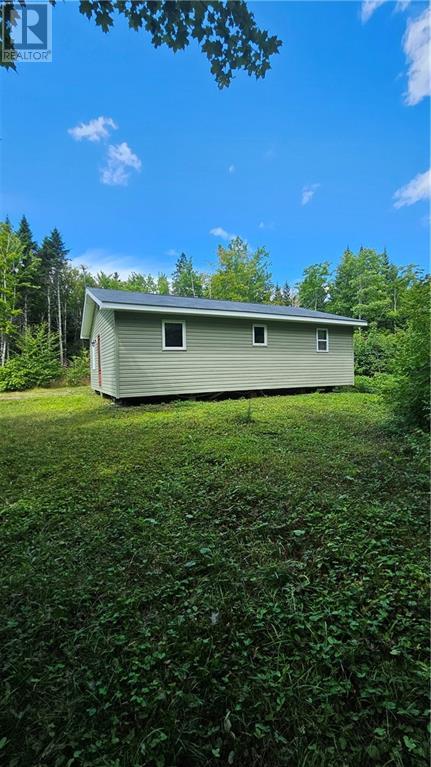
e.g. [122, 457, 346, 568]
[1, 217, 428, 427]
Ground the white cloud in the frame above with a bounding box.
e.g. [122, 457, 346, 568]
[209, 226, 237, 241]
[258, 221, 275, 230]
[165, 249, 180, 257]
[402, 7, 430, 106]
[396, 1, 412, 12]
[70, 249, 143, 281]
[301, 183, 320, 206]
[361, 0, 411, 23]
[100, 142, 142, 186]
[68, 116, 117, 142]
[393, 168, 431, 208]
[228, 164, 236, 174]
[70, 248, 172, 280]
[361, 0, 387, 23]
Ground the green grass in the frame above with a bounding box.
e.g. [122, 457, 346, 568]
[0, 388, 429, 767]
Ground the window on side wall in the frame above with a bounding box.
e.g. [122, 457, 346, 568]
[253, 324, 267, 346]
[162, 320, 186, 350]
[316, 328, 329, 352]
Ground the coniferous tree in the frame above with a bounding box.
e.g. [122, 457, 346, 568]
[351, 248, 391, 324]
[272, 281, 293, 305]
[281, 281, 294, 306]
[16, 216, 39, 329]
[329, 248, 358, 317]
[38, 229, 69, 363]
[172, 253, 204, 297]
[0, 222, 28, 364]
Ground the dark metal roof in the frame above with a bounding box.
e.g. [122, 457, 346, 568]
[88, 287, 363, 323]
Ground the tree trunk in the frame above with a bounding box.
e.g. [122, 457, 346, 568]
[0, 335, 6, 367]
[57, 276, 63, 365]
[24, 293, 28, 330]
[63, 299, 67, 362]
[47, 283, 51, 336]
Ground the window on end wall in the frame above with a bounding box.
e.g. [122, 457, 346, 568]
[162, 320, 186, 350]
[91, 340, 96, 369]
[253, 324, 267, 346]
[316, 328, 329, 352]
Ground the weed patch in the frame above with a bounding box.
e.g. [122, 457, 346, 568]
[0, 388, 428, 766]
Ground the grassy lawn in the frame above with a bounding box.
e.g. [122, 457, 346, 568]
[0, 388, 429, 767]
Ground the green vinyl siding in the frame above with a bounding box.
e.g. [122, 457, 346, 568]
[89, 309, 118, 397]
[115, 311, 354, 398]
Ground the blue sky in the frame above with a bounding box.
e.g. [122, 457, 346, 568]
[1, 1, 430, 285]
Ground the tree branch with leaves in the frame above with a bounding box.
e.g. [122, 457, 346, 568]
[1, 1, 282, 87]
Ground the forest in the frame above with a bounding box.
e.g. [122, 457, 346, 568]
[0, 215, 429, 428]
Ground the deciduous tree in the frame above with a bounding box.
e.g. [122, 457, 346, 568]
[1, 1, 282, 88]
[210, 237, 273, 303]
[297, 262, 330, 311]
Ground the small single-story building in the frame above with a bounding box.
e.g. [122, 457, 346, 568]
[80, 287, 367, 400]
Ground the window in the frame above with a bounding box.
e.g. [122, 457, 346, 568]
[162, 320, 186, 350]
[252, 324, 267, 346]
[91, 340, 96, 370]
[316, 328, 329, 352]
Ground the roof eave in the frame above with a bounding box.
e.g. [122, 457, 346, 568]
[80, 289, 101, 339]
[95, 299, 367, 327]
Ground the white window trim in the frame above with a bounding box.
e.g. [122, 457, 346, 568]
[316, 327, 329, 352]
[252, 324, 267, 346]
[91, 340, 96, 370]
[162, 319, 187, 350]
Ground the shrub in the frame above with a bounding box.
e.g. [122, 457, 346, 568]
[389, 279, 430, 430]
[0, 358, 31, 392]
[64, 348, 90, 386]
[355, 372, 398, 395]
[354, 327, 400, 376]
[0, 324, 61, 392]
